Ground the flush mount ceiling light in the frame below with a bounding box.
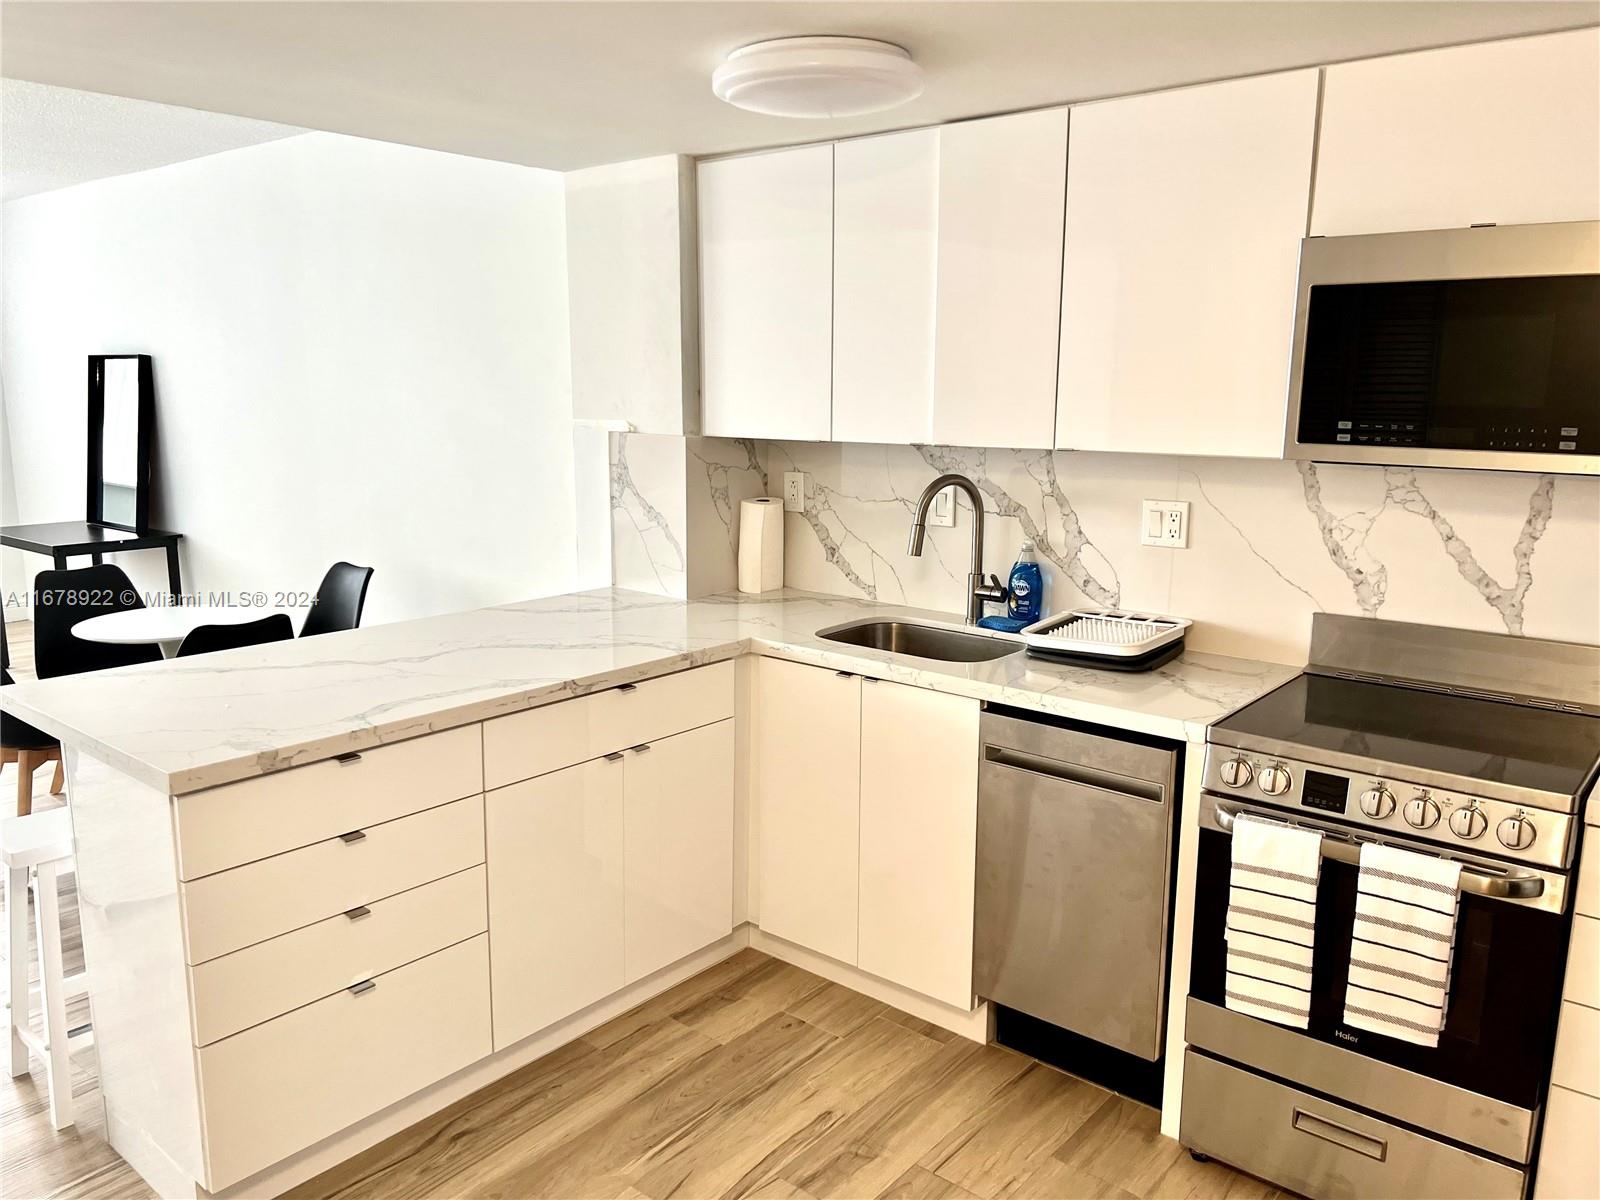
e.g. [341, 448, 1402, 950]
[711, 36, 924, 118]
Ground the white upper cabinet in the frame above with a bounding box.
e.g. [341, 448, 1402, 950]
[832, 129, 940, 445]
[1056, 70, 1319, 458]
[931, 109, 1069, 449]
[1314, 29, 1600, 236]
[698, 145, 834, 441]
[567, 156, 700, 436]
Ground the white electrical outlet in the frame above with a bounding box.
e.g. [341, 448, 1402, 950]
[783, 471, 806, 513]
[928, 488, 956, 528]
[1140, 500, 1190, 548]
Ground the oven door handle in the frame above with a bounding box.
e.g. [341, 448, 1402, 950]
[1210, 800, 1546, 901]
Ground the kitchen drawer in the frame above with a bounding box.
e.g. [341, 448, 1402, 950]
[175, 725, 482, 880]
[197, 933, 491, 1191]
[189, 865, 487, 1046]
[482, 693, 593, 790]
[181, 796, 485, 964]
[1535, 1086, 1600, 1200]
[589, 662, 734, 760]
[1552, 1000, 1599, 1098]
[1181, 1050, 1522, 1200]
[1565, 915, 1599, 1010]
[1577, 843, 1598, 919]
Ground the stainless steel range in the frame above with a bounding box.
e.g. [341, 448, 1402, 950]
[1182, 615, 1600, 1200]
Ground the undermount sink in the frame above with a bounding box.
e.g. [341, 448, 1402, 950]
[816, 619, 1020, 663]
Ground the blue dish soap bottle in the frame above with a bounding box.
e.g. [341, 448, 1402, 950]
[1008, 541, 1044, 625]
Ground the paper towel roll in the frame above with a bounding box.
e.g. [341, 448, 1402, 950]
[738, 497, 785, 594]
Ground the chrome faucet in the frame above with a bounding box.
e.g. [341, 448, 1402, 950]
[907, 473, 1008, 625]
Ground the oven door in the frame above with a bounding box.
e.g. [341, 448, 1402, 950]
[1189, 793, 1569, 1130]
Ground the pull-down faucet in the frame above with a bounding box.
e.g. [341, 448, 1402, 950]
[907, 473, 1008, 625]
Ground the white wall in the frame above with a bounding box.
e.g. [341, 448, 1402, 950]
[1, 131, 574, 625]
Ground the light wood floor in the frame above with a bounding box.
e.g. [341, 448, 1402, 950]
[2, 611, 1287, 1199]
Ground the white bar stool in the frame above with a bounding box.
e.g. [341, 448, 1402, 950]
[3, 805, 86, 1129]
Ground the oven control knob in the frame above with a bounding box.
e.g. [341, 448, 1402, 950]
[1403, 793, 1440, 829]
[1497, 813, 1537, 851]
[1219, 756, 1254, 788]
[1359, 786, 1396, 819]
[1258, 765, 1293, 796]
[1448, 804, 1487, 841]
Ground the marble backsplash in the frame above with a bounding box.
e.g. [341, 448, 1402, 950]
[760, 442, 1600, 664]
[607, 432, 1598, 664]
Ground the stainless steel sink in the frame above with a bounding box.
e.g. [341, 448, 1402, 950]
[816, 619, 1020, 663]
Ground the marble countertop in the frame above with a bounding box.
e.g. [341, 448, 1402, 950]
[0, 588, 1300, 795]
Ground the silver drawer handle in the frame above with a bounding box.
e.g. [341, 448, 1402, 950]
[1292, 1108, 1387, 1161]
[344, 905, 372, 920]
[347, 979, 376, 997]
[339, 829, 367, 844]
[835, 671, 854, 678]
[603, 751, 626, 763]
[630, 743, 652, 755]
[335, 752, 363, 766]
[617, 683, 639, 693]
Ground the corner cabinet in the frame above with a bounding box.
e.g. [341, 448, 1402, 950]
[1055, 69, 1319, 458]
[754, 658, 981, 1008]
[1313, 29, 1600, 237]
[698, 145, 834, 440]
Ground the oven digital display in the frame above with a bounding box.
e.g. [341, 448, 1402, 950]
[1302, 771, 1349, 814]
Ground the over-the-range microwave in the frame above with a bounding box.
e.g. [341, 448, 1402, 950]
[1285, 221, 1599, 475]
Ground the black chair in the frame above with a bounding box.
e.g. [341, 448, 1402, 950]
[176, 614, 295, 658]
[32, 564, 163, 679]
[300, 562, 373, 638]
[3, 605, 64, 815]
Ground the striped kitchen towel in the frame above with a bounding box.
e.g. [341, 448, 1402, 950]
[1225, 814, 1323, 1030]
[1344, 841, 1462, 1049]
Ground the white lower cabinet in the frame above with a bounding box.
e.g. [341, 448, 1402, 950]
[755, 660, 982, 1008]
[486, 758, 626, 1050]
[858, 680, 980, 1008]
[198, 934, 492, 1190]
[624, 719, 735, 982]
[487, 716, 734, 1049]
[755, 659, 862, 965]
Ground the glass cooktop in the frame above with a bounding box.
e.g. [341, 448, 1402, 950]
[1213, 673, 1600, 799]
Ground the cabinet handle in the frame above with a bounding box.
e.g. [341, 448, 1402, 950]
[347, 979, 377, 996]
[617, 683, 639, 693]
[862, 676, 879, 684]
[603, 751, 626, 762]
[339, 829, 368, 844]
[631, 743, 652, 755]
[344, 905, 372, 921]
[335, 752, 363, 766]
[835, 671, 854, 678]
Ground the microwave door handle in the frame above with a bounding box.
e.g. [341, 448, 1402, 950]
[1209, 801, 1545, 901]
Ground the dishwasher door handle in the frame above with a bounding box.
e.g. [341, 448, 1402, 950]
[983, 745, 1164, 804]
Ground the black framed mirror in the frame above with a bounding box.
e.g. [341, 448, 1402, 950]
[87, 354, 154, 532]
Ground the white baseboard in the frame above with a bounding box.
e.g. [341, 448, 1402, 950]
[746, 926, 992, 1044]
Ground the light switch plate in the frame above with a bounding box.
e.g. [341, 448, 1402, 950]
[928, 488, 956, 528]
[783, 472, 806, 513]
[1140, 500, 1190, 548]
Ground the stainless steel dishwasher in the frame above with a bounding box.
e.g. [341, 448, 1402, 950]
[974, 705, 1181, 1064]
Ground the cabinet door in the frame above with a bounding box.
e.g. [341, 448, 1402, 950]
[1314, 29, 1600, 237]
[485, 759, 624, 1050]
[755, 659, 861, 964]
[931, 108, 1069, 450]
[1056, 70, 1318, 458]
[623, 719, 735, 982]
[858, 680, 980, 1008]
[832, 129, 939, 444]
[698, 145, 834, 440]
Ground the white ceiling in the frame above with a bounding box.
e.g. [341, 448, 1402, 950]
[1, 79, 303, 201]
[3, 1, 1597, 172]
